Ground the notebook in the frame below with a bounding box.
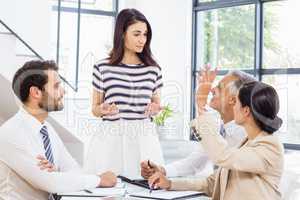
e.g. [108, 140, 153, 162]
[117, 175, 160, 190]
[57, 183, 126, 197]
[129, 189, 203, 200]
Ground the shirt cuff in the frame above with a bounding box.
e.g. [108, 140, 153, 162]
[84, 175, 100, 189]
[164, 164, 178, 177]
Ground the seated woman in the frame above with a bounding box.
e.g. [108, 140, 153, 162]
[148, 81, 284, 200]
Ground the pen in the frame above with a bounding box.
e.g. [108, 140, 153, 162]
[149, 178, 159, 194]
[148, 159, 153, 169]
[149, 185, 153, 194]
[83, 189, 93, 194]
[148, 159, 153, 194]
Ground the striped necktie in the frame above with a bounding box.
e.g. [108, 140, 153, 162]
[213, 124, 227, 170]
[220, 124, 226, 138]
[40, 125, 57, 200]
[40, 125, 55, 164]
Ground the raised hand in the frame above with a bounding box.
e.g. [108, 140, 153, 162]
[196, 64, 218, 113]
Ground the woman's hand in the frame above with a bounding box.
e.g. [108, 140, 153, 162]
[148, 172, 172, 190]
[99, 103, 119, 116]
[145, 102, 162, 117]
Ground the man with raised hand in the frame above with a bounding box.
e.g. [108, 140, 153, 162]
[141, 67, 256, 179]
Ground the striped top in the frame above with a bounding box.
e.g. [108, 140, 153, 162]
[92, 62, 163, 121]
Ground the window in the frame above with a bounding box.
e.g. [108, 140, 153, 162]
[81, 0, 115, 11]
[263, 1, 300, 69]
[262, 0, 300, 147]
[263, 75, 300, 144]
[51, 0, 118, 91]
[49, 0, 117, 139]
[76, 14, 114, 98]
[55, 10, 78, 88]
[195, 4, 255, 70]
[192, 0, 300, 149]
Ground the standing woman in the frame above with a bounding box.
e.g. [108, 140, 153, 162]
[85, 8, 164, 178]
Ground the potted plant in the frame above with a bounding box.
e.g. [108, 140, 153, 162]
[153, 105, 173, 139]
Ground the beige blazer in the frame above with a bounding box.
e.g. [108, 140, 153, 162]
[170, 113, 284, 200]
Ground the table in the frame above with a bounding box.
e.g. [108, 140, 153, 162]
[59, 182, 210, 200]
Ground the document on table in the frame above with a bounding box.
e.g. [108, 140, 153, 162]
[129, 189, 203, 200]
[61, 198, 108, 200]
[58, 183, 126, 197]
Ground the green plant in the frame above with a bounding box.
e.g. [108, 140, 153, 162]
[153, 105, 173, 126]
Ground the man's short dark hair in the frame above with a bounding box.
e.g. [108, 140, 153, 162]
[12, 60, 59, 103]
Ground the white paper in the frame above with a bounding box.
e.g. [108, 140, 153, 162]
[129, 189, 203, 200]
[60, 197, 110, 200]
[58, 184, 126, 197]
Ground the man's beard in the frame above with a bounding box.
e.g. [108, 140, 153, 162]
[38, 92, 64, 112]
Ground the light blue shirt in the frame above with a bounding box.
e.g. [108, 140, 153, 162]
[165, 120, 246, 177]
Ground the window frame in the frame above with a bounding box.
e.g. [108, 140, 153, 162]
[191, 0, 300, 150]
[52, 0, 119, 91]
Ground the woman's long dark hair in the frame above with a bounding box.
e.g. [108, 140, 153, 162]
[108, 8, 159, 67]
[238, 81, 282, 134]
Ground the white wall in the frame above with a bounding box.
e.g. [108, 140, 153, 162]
[0, 0, 16, 29]
[120, 0, 193, 140]
[0, 32, 16, 81]
[0, 0, 52, 59]
[0, 0, 83, 163]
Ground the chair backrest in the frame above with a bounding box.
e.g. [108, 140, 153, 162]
[280, 152, 300, 200]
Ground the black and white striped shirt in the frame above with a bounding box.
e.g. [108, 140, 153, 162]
[92, 62, 163, 121]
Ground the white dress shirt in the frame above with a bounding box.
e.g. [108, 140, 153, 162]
[164, 120, 246, 177]
[0, 108, 99, 200]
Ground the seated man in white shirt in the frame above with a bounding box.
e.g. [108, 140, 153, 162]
[141, 68, 256, 178]
[0, 60, 117, 200]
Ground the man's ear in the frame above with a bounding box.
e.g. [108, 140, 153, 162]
[29, 86, 42, 100]
[228, 95, 236, 106]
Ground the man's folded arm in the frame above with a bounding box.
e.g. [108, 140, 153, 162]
[0, 141, 99, 193]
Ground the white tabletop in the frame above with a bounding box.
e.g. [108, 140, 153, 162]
[59, 182, 210, 200]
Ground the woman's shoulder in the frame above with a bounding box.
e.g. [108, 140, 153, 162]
[146, 64, 162, 72]
[148, 64, 161, 70]
[94, 59, 120, 73]
[255, 132, 281, 142]
[254, 133, 284, 153]
[94, 58, 111, 68]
